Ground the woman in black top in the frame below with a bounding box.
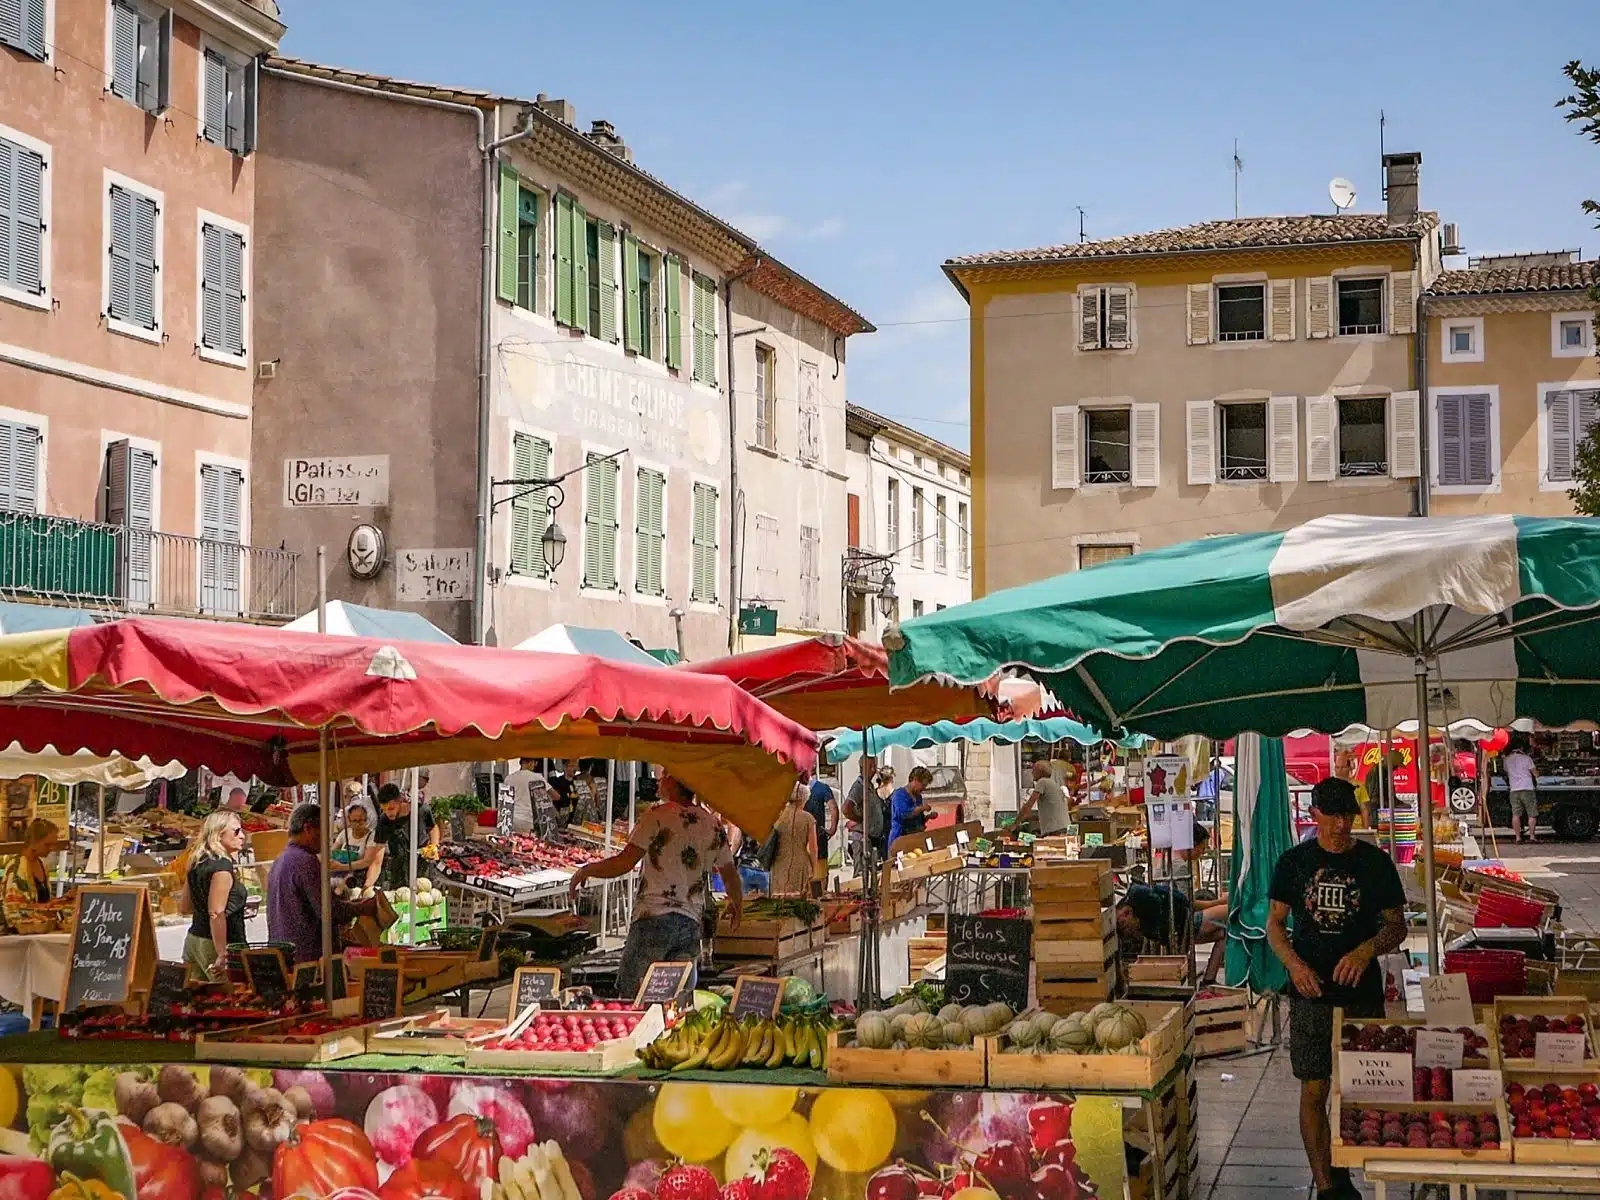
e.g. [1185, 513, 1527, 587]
[184, 810, 248, 979]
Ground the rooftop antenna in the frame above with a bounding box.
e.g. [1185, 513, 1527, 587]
[1232, 139, 1243, 218]
[1329, 177, 1357, 214]
[1075, 206, 1086, 243]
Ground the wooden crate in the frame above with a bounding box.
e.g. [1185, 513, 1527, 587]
[1194, 986, 1251, 1058]
[465, 1004, 664, 1073]
[1338, 1013, 1499, 1069]
[716, 915, 816, 960]
[366, 1009, 503, 1056]
[908, 935, 946, 975]
[1038, 969, 1117, 1010]
[826, 1028, 986, 1087]
[197, 1013, 372, 1064]
[1493, 996, 1600, 1071]
[1032, 906, 1115, 942]
[1127, 956, 1190, 986]
[1036, 932, 1117, 966]
[982, 1001, 1185, 1090]
[1330, 1095, 1513, 1167]
[1031, 862, 1114, 907]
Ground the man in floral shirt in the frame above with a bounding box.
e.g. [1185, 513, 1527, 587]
[569, 774, 742, 998]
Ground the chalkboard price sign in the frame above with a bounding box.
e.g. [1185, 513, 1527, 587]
[62, 886, 152, 1013]
[729, 976, 784, 1020]
[512, 967, 561, 1014]
[944, 912, 1032, 1012]
[496, 782, 515, 836]
[293, 963, 323, 1004]
[634, 961, 694, 1008]
[361, 966, 404, 1021]
[147, 962, 190, 1018]
[243, 949, 291, 1009]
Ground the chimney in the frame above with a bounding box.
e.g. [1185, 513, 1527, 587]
[586, 119, 632, 164]
[534, 93, 576, 126]
[1383, 151, 1421, 226]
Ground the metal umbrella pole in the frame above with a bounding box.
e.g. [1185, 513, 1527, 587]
[1413, 617, 1441, 972]
[317, 548, 335, 1006]
[1380, 730, 1397, 862]
[408, 767, 420, 946]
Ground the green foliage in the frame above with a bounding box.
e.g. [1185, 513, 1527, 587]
[429, 792, 487, 820]
[1556, 61, 1600, 346]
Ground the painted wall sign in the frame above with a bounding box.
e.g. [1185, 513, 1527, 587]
[283, 455, 390, 507]
[396, 548, 475, 602]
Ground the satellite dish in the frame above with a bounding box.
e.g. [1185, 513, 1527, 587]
[1329, 177, 1357, 213]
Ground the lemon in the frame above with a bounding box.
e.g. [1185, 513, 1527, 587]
[1070, 1095, 1127, 1195]
[808, 1089, 897, 1174]
[711, 1083, 798, 1127]
[0, 1068, 18, 1128]
[724, 1112, 817, 1180]
[652, 1083, 737, 1163]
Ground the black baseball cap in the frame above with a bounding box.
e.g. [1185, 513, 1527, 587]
[1311, 777, 1361, 816]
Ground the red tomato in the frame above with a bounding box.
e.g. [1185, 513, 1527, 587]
[412, 1115, 502, 1189]
[273, 1120, 380, 1200]
[378, 1160, 476, 1200]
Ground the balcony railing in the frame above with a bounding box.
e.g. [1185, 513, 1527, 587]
[0, 512, 300, 623]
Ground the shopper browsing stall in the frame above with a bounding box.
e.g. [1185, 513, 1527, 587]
[888, 766, 934, 843]
[567, 774, 742, 999]
[0, 819, 59, 933]
[1017, 760, 1071, 834]
[767, 781, 819, 896]
[267, 803, 379, 962]
[1503, 740, 1539, 843]
[374, 781, 439, 890]
[182, 811, 248, 979]
[1267, 777, 1407, 1200]
[333, 799, 381, 888]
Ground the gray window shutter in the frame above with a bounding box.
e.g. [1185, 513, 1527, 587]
[0, 419, 40, 513]
[200, 223, 223, 348]
[106, 440, 155, 605]
[0, 141, 10, 288]
[1, 0, 46, 59]
[1436, 394, 1464, 486]
[110, 1, 138, 101]
[203, 50, 227, 144]
[1464, 393, 1493, 486]
[130, 192, 158, 328]
[221, 227, 244, 354]
[108, 185, 133, 319]
[242, 57, 258, 155]
[0, 138, 43, 295]
[225, 60, 246, 152]
[1548, 390, 1575, 483]
[155, 10, 171, 112]
[135, 8, 162, 111]
[200, 464, 243, 614]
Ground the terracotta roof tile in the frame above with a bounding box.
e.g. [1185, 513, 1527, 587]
[947, 212, 1440, 268]
[1427, 261, 1600, 296]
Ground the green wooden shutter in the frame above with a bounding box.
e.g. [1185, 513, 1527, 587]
[554, 194, 574, 326]
[663, 253, 683, 370]
[596, 220, 619, 343]
[622, 234, 642, 354]
[572, 203, 591, 335]
[583, 453, 618, 589]
[497, 165, 520, 304]
[691, 482, 718, 603]
[691, 272, 718, 385]
[509, 432, 552, 578]
[634, 468, 664, 596]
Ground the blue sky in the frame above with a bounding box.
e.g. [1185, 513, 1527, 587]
[279, 0, 1596, 453]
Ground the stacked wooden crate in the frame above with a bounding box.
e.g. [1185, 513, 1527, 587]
[1031, 860, 1117, 1011]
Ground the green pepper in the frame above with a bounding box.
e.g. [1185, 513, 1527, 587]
[46, 1107, 137, 1200]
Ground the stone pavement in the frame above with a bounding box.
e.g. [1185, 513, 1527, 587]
[1187, 833, 1600, 1200]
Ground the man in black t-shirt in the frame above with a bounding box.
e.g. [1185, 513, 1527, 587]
[374, 782, 440, 891]
[1269, 777, 1407, 1200]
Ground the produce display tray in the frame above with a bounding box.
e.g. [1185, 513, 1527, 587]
[825, 1029, 986, 1087]
[366, 1009, 504, 1056]
[982, 1002, 1184, 1090]
[195, 1012, 373, 1064]
[1338, 1013, 1500, 1068]
[464, 1004, 664, 1073]
[1330, 1096, 1513, 1168]
[1494, 996, 1600, 1072]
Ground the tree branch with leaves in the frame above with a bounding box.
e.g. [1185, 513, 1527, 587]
[1557, 62, 1600, 514]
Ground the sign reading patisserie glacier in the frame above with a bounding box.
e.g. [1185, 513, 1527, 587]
[283, 455, 390, 506]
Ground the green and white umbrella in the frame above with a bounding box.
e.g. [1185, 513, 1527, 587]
[886, 513, 1600, 964]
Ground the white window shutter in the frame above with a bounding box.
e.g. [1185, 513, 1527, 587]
[1268, 395, 1300, 482]
[1078, 287, 1100, 351]
[1389, 390, 1421, 479]
[1305, 395, 1337, 481]
[1185, 400, 1216, 486]
[1389, 271, 1417, 335]
[1050, 405, 1080, 490]
[1104, 286, 1131, 349]
[1186, 284, 1212, 345]
[1306, 277, 1333, 339]
[1269, 278, 1295, 341]
[1130, 402, 1160, 488]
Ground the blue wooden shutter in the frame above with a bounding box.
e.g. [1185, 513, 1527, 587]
[221, 227, 244, 355]
[1437, 394, 1464, 486]
[0, 419, 40, 514]
[110, 0, 138, 101]
[130, 192, 158, 329]
[203, 50, 227, 144]
[108, 185, 133, 319]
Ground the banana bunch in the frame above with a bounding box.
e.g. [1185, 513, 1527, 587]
[489, 1141, 582, 1200]
[638, 1011, 836, 1071]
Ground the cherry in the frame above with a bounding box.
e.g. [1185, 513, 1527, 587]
[1037, 1141, 1077, 1172]
[866, 1166, 921, 1200]
[1027, 1164, 1077, 1200]
[1027, 1100, 1073, 1153]
[973, 1141, 1030, 1192]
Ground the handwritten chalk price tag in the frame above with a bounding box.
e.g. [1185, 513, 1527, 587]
[1420, 973, 1475, 1027]
[1414, 1030, 1464, 1070]
[729, 976, 784, 1020]
[1535, 1032, 1588, 1069]
[1452, 1069, 1503, 1104]
[1337, 1051, 1415, 1103]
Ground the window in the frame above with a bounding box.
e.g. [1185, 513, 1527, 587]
[1441, 317, 1483, 364]
[581, 451, 620, 590]
[847, 493, 860, 548]
[586, 218, 618, 343]
[1078, 284, 1132, 350]
[202, 48, 256, 156]
[1436, 393, 1494, 487]
[752, 513, 779, 599]
[0, 0, 46, 59]
[1079, 544, 1133, 569]
[799, 525, 820, 629]
[1084, 408, 1131, 484]
[662, 253, 683, 370]
[199, 461, 244, 616]
[1337, 277, 1385, 336]
[885, 478, 899, 551]
[0, 132, 47, 303]
[1216, 283, 1265, 342]
[0, 417, 41, 512]
[913, 454, 923, 470]
[623, 236, 655, 358]
[798, 361, 821, 463]
[105, 439, 155, 605]
[690, 482, 718, 603]
[1546, 388, 1600, 484]
[911, 487, 924, 561]
[199, 218, 246, 360]
[1219, 402, 1267, 481]
[1450, 326, 1473, 354]
[515, 188, 538, 310]
[633, 466, 665, 597]
[911, 600, 924, 618]
[957, 501, 968, 573]
[1337, 397, 1388, 477]
[1554, 312, 1595, 358]
[109, 1, 170, 114]
[935, 494, 947, 568]
[691, 271, 717, 385]
[753, 344, 776, 449]
[960, 470, 969, 486]
[508, 431, 552, 579]
[106, 179, 160, 335]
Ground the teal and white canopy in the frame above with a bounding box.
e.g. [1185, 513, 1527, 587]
[887, 515, 1600, 741]
[823, 715, 1143, 764]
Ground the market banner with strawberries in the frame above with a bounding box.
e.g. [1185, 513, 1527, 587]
[2, 1064, 1125, 1200]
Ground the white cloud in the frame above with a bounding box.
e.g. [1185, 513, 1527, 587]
[802, 216, 845, 239]
[729, 213, 790, 240]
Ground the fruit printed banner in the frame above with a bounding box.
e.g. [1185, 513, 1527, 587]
[2, 1063, 1126, 1200]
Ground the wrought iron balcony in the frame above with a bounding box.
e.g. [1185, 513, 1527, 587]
[0, 512, 300, 623]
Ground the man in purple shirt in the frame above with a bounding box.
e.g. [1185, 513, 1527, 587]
[268, 803, 374, 963]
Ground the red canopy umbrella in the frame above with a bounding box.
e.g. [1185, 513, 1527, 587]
[0, 618, 815, 834]
[680, 634, 991, 730]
